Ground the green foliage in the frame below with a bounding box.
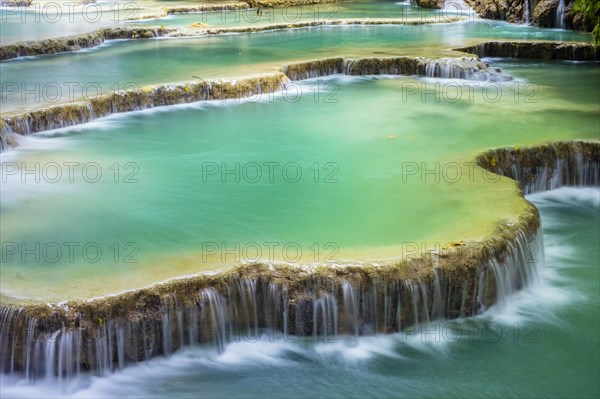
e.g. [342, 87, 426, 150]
[574, 0, 600, 46]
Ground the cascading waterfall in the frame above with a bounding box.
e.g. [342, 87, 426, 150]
[555, 0, 565, 29]
[3, 74, 288, 137]
[282, 56, 511, 82]
[0, 218, 551, 383]
[489, 230, 542, 309]
[0, 27, 175, 61]
[478, 141, 600, 195]
[200, 289, 228, 353]
[0, 122, 21, 152]
[312, 293, 338, 340]
[525, 0, 531, 25]
[1, 93, 597, 390]
[3, 57, 511, 142]
[454, 41, 597, 62]
[342, 281, 359, 337]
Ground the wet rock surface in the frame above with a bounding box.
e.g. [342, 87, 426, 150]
[455, 40, 598, 60]
[464, 0, 596, 31]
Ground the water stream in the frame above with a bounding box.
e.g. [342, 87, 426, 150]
[1, 3, 599, 397]
[0, 187, 597, 398]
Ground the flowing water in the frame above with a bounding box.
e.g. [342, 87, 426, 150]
[555, 0, 565, 29]
[1, 5, 599, 397]
[1, 21, 591, 112]
[1, 3, 131, 44]
[1, 59, 598, 300]
[0, 187, 597, 398]
[0, 0, 205, 44]
[134, 0, 445, 28]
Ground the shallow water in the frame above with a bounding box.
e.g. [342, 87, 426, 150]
[135, 0, 444, 28]
[1, 4, 599, 397]
[0, 0, 211, 44]
[1, 187, 597, 398]
[0, 3, 132, 45]
[1, 20, 592, 112]
[1, 60, 598, 300]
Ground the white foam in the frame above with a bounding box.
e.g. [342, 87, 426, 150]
[528, 186, 600, 209]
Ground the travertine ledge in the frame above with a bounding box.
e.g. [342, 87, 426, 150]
[1, 140, 597, 378]
[0, 27, 177, 61]
[454, 41, 598, 61]
[0, 18, 461, 61]
[477, 140, 600, 194]
[1, 55, 507, 142]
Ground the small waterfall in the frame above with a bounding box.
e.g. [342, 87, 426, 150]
[525, 0, 531, 24]
[478, 141, 600, 195]
[282, 57, 345, 80]
[200, 288, 228, 353]
[2, 27, 175, 61]
[431, 269, 446, 320]
[282, 56, 511, 82]
[0, 231, 552, 380]
[0, 307, 24, 374]
[312, 293, 338, 340]
[0, 233, 548, 380]
[3, 74, 288, 142]
[44, 331, 60, 382]
[342, 281, 359, 337]
[0, 122, 21, 152]
[488, 230, 542, 309]
[161, 295, 177, 356]
[24, 318, 37, 381]
[3, 57, 513, 150]
[454, 41, 597, 62]
[555, 0, 565, 29]
[4, 137, 600, 382]
[265, 283, 282, 333]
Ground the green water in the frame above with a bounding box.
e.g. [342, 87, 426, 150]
[1, 5, 599, 398]
[0, 4, 133, 44]
[1, 187, 598, 398]
[1, 21, 591, 113]
[0, 0, 205, 44]
[135, 0, 443, 28]
[0, 0, 442, 45]
[1, 60, 598, 300]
